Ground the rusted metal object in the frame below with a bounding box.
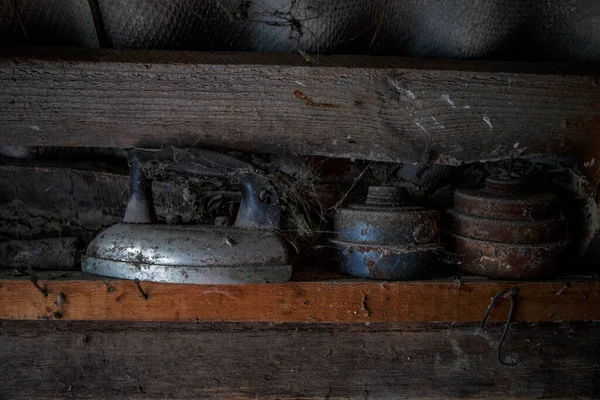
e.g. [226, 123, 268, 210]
[450, 175, 567, 280]
[333, 186, 442, 280]
[454, 237, 566, 280]
[451, 212, 567, 244]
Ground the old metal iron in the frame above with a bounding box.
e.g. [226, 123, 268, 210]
[332, 186, 443, 280]
[82, 148, 291, 284]
[450, 175, 567, 280]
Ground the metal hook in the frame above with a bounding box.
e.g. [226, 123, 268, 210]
[479, 287, 542, 366]
[133, 279, 148, 300]
[30, 275, 48, 297]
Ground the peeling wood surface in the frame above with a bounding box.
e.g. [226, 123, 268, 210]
[1, 49, 600, 165]
[1, 277, 599, 323]
[1, 321, 599, 399]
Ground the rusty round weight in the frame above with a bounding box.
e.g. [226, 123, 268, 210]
[484, 175, 526, 194]
[450, 210, 566, 244]
[335, 207, 439, 245]
[450, 175, 567, 280]
[454, 176, 560, 221]
[366, 185, 410, 205]
[333, 185, 443, 280]
[454, 190, 560, 221]
[453, 235, 567, 280]
[331, 240, 442, 280]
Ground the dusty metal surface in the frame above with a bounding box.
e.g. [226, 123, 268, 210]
[454, 190, 560, 221]
[454, 175, 561, 221]
[333, 186, 442, 280]
[453, 236, 566, 280]
[451, 175, 567, 279]
[331, 241, 442, 280]
[336, 207, 439, 245]
[450, 211, 566, 244]
[82, 224, 291, 284]
[83, 149, 291, 284]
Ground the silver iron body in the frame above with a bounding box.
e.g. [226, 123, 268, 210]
[82, 149, 291, 284]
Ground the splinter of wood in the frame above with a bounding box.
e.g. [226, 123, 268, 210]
[29, 276, 48, 297]
[134, 279, 148, 300]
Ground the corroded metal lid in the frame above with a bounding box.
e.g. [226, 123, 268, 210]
[454, 175, 560, 221]
[82, 224, 291, 284]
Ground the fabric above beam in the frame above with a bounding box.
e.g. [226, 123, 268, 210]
[1, 48, 600, 166]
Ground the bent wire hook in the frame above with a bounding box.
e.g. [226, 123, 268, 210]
[479, 287, 542, 366]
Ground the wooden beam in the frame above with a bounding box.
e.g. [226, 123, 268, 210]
[1, 277, 598, 323]
[1, 48, 600, 165]
[1, 321, 598, 399]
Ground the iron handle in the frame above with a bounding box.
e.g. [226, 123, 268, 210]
[124, 148, 280, 230]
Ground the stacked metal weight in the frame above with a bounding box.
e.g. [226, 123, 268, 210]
[333, 186, 442, 280]
[450, 175, 567, 280]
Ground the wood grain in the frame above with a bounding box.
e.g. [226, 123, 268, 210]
[1, 48, 600, 165]
[1, 278, 598, 323]
[1, 321, 598, 399]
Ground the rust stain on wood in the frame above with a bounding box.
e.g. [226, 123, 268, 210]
[0, 279, 598, 323]
[293, 90, 347, 109]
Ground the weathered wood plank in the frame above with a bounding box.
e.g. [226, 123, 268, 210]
[1, 277, 598, 323]
[1, 48, 600, 166]
[0, 321, 598, 399]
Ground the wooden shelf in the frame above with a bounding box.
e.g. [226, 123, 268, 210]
[1, 48, 600, 172]
[3, 320, 598, 399]
[1, 274, 598, 323]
